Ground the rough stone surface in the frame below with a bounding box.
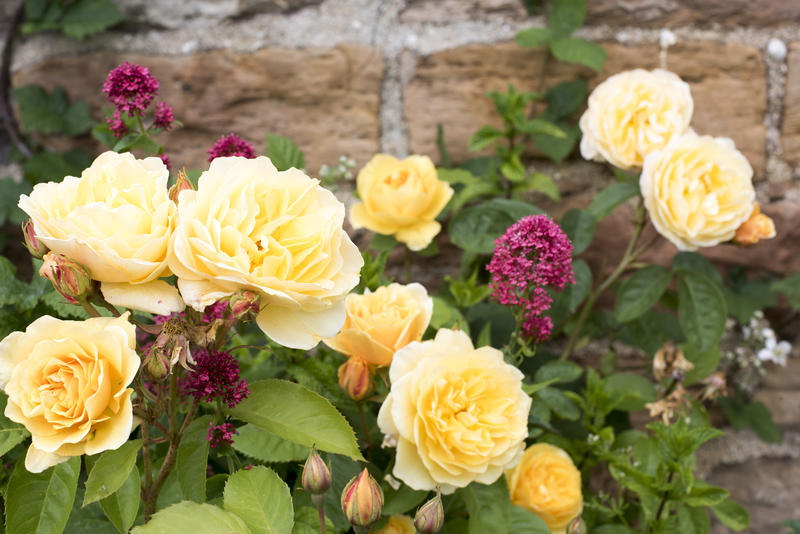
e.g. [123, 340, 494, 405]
[400, 0, 527, 23]
[12, 45, 383, 172]
[405, 40, 767, 176]
[782, 43, 800, 171]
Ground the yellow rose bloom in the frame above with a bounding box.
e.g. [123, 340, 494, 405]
[378, 329, 531, 494]
[18, 151, 183, 315]
[0, 314, 139, 473]
[580, 69, 693, 170]
[506, 443, 583, 534]
[324, 283, 433, 367]
[349, 154, 453, 251]
[167, 156, 363, 350]
[374, 515, 416, 534]
[640, 133, 755, 251]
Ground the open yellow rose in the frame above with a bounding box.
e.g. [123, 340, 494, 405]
[378, 329, 530, 494]
[19, 151, 183, 315]
[373, 515, 416, 534]
[349, 154, 453, 251]
[640, 133, 755, 251]
[580, 69, 693, 170]
[168, 156, 363, 350]
[0, 314, 139, 473]
[506, 443, 583, 534]
[323, 283, 432, 366]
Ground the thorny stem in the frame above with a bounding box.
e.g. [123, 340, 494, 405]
[0, 3, 31, 158]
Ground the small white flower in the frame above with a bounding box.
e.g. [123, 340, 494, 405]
[757, 338, 791, 366]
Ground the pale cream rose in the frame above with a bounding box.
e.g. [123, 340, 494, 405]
[167, 156, 363, 350]
[18, 151, 183, 315]
[373, 515, 416, 534]
[350, 155, 453, 251]
[324, 283, 432, 367]
[506, 443, 583, 534]
[0, 313, 139, 473]
[580, 69, 693, 170]
[377, 329, 531, 494]
[640, 132, 755, 251]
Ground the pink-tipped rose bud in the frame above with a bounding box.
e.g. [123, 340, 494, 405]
[227, 290, 260, 323]
[22, 220, 47, 258]
[341, 468, 383, 529]
[414, 491, 444, 534]
[168, 169, 195, 204]
[39, 252, 96, 304]
[302, 446, 332, 506]
[338, 357, 374, 401]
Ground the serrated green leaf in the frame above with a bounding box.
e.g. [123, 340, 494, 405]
[672, 252, 722, 283]
[560, 209, 595, 255]
[13, 85, 63, 134]
[224, 466, 293, 534]
[0, 392, 29, 457]
[266, 133, 305, 171]
[461, 479, 511, 534]
[587, 181, 639, 220]
[6, 455, 80, 534]
[61, 0, 124, 39]
[468, 126, 504, 151]
[515, 27, 552, 48]
[176, 415, 212, 503]
[41, 290, 89, 319]
[228, 379, 363, 460]
[99, 465, 140, 534]
[547, 0, 586, 36]
[546, 80, 587, 119]
[677, 271, 727, 352]
[614, 265, 672, 322]
[537, 387, 581, 420]
[550, 37, 607, 72]
[710, 498, 749, 531]
[83, 439, 141, 506]
[449, 198, 542, 254]
[232, 424, 309, 463]
[130, 502, 252, 534]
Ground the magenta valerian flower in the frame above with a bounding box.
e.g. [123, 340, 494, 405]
[159, 154, 171, 170]
[181, 349, 249, 408]
[208, 422, 236, 448]
[103, 62, 159, 117]
[486, 215, 574, 343]
[154, 101, 175, 130]
[107, 109, 129, 139]
[207, 133, 256, 162]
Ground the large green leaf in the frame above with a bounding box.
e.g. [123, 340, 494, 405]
[176, 415, 213, 503]
[560, 209, 595, 256]
[545, 80, 588, 119]
[672, 252, 722, 283]
[587, 182, 639, 220]
[535, 360, 582, 384]
[0, 392, 29, 457]
[710, 498, 749, 531]
[547, 0, 586, 36]
[83, 439, 142, 506]
[605, 373, 656, 411]
[266, 133, 305, 172]
[449, 199, 542, 254]
[614, 266, 672, 322]
[228, 379, 362, 460]
[130, 502, 252, 534]
[550, 37, 606, 72]
[515, 27, 552, 48]
[232, 424, 310, 463]
[509, 506, 550, 533]
[223, 466, 293, 534]
[99, 466, 140, 534]
[682, 343, 720, 386]
[61, 0, 124, 39]
[677, 271, 727, 352]
[5, 456, 80, 534]
[461, 479, 511, 534]
[537, 387, 581, 420]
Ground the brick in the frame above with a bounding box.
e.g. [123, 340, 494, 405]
[782, 42, 800, 170]
[12, 45, 383, 172]
[587, 0, 800, 27]
[405, 40, 766, 176]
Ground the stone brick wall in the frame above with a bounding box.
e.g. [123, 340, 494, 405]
[3, 1, 800, 532]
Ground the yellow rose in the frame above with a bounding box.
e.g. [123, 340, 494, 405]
[373, 515, 416, 534]
[0, 314, 139, 473]
[167, 156, 363, 350]
[377, 329, 531, 494]
[580, 69, 693, 170]
[349, 155, 453, 251]
[19, 151, 183, 315]
[324, 283, 432, 366]
[640, 133, 755, 251]
[506, 443, 583, 534]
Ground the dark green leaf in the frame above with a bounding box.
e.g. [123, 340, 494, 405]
[292, 507, 334, 534]
[382, 484, 429, 516]
[176, 415, 212, 503]
[509, 505, 550, 533]
[266, 133, 305, 171]
[437, 168, 479, 185]
[533, 122, 580, 163]
[550, 37, 606, 71]
[614, 266, 672, 322]
[232, 424, 310, 463]
[560, 209, 595, 255]
[83, 439, 142, 506]
[13, 85, 63, 134]
[772, 272, 800, 309]
[461, 479, 511, 534]
[515, 27, 552, 48]
[23, 149, 92, 184]
[62, 0, 124, 38]
[537, 387, 581, 420]
[430, 296, 470, 334]
[0, 392, 29, 457]
[568, 259, 592, 312]
[223, 466, 293, 534]
[617, 309, 684, 356]
[5, 456, 80, 534]
[546, 80, 588, 119]
[605, 372, 656, 411]
[449, 199, 542, 254]
[672, 252, 722, 283]
[682, 343, 720, 386]
[368, 233, 399, 252]
[63, 99, 94, 135]
[677, 271, 727, 352]
[719, 396, 781, 443]
[99, 466, 140, 534]
[535, 360, 582, 384]
[547, 0, 586, 36]
[587, 182, 639, 220]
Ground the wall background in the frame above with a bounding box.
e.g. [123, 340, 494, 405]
[2, 1, 800, 532]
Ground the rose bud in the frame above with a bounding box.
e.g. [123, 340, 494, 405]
[338, 357, 374, 401]
[22, 220, 48, 258]
[341, 468, 383, 530]
[302, 446, 332, 495]
[733, 204, 776, 246]
[567, 516, 587, 534]
[227, 290, 260, 323]
[39, 252, 96, 304]
[168, 168, 195, 204]
[414, 491, 444, 534]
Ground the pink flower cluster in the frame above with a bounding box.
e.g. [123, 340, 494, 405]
[208, 422, 237, 448]
[486, 215, 575, 343]
[154, 101, 175, 130]
[207, 133, 256, 162]
[102, 62, 175, 138]
[181, 349, 249, 408]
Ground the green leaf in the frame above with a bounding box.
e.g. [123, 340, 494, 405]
[0, 392, 29, 456]
[772, 272, 800, 309]
[550, 37, 607, 72]
[83, 439, 142, 506]
[605, 372, 656, 411]
[13, 85, 63, 134]
[232, 423, 310, 463]
[719, 396, 782, 443]
[437, 168, 480, 185]
[519, 172, 560, 201]
[228, 379, 363, 460]
[500, 156, 526, 183]
[0, 179, 31, 226]
[292, 507, 334, 534]
[518, 118, 565, 138]
[547, 0, 586, 36]
[23, 149, 92, 184]
[368, 232, 399, 252]
[533, 122, 580, 163]
[672, 252, 722, 283]
[461, 479, 511, 534]
[130, 502, 252, 534]
[61, 0, 124, 38]
[677, 271, 727, 352]
[382, 483, 429, 516]
[99, 466, 140, 534]
[614, 266, 672, 322]
[449, 198, 542, 254]
[535, 360, 582, 384]
[468, 126, 504, 151]
[509, 505, 550, 533]
[537, 387, 581, 420]
[436, 123, 452, 168]
[176, 415, 212, 503]
[676, 506, 710, 534]
[587, 182, 639, 220]
[223, 466, 293, 534]
[430, 296, 470, 334]
[63, 99, 94, 135]
[5, 456, 80, 534]
[568, 259, 592, 312]
[515, 27, 552, 48]
[546, 80, 588, 119]
[710, 498, 749, 531]
[560, 209, 595, 255]
[266, 133, 305, 172]
[617, 309, 684, 356]
[682, 343, 720, 386]
[685, 485, 729, 507]
[322, 455, 362, 530]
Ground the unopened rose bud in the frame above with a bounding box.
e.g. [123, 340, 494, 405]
[144, 350, 171, 380]
[227, 290, 260, 323]
[168, 169, 195, 204]
[338, 357, 374, 401]
[22, 220, 47, 258]
[414, 491, 444, 534]
[566, 516, 587, 534]
[302, 446, 332, 497]
[39, 252, 96, 304]
[733, 204, 776, 246]
[341, 468, 383, 530]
